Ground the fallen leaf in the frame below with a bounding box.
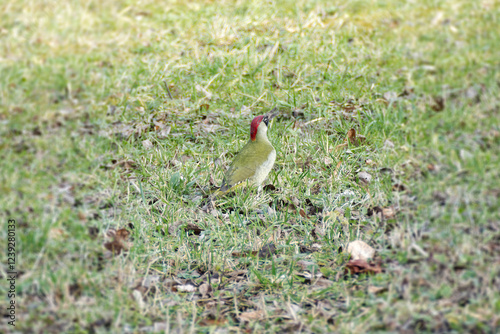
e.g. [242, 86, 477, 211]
[142, 139, 153, 149]
[367, 286, 388, 294]
[183, 223, 204, 235]
[49, 228, 65, 240]
[367, 205, 397, 220]
[345, 259, 382, 275]
[259, 243, 276, 258]
[347, 128, 357, 144]
[132, 290, 145, 310]
[104, 228, 131, 255]
[382, 206, 397, 219]
[176, 284, 197, 293]
[392, 183, 408, 192]
[347, 240, 375, 261]
[198, 318, 228, 326]
[383, 91, 398, 101]
[431, 96, 445, 111]
[358, 172, 372, 184]
[198, 283, 212, 298]
[238, 310, 265, 322]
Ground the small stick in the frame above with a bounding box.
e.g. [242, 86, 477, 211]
[163, 81, 173, 100]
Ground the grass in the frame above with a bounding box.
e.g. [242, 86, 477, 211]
[1, 0, 499, 332]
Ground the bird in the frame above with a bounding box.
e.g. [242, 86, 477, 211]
[217, 108, 278, 195]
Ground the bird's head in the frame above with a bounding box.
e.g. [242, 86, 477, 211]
[250, 108, 278, 141]
[250, 115, 268, 141]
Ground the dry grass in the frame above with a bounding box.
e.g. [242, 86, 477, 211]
[1, 0, 499, 332]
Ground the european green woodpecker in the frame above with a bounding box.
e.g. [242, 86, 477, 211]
[218, 110, 278, 194]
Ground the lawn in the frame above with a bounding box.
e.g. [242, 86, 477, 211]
[1, 0, 499, 332]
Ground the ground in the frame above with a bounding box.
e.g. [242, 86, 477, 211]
[1, 0, 499, 333]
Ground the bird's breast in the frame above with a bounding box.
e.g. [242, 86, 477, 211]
[252, 148, 276, 185]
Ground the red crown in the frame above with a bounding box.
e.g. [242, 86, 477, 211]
[250, 115, 265, 141]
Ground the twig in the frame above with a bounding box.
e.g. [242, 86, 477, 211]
[163, 80, 173, 100]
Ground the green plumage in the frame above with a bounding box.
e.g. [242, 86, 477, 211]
[220, 139, 274, 192]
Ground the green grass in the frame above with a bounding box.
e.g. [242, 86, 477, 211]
[1, 0, 499, 332]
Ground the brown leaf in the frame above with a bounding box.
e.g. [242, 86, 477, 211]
[198, 283, 212, 298]
[347, 128, 357, 144]
[263, 184, 277, 192]
[198, 318, 228, 326]
[299, 208, 308, 218]
[88, 226, 99, 239]
[345, 259, 382, 275]
[259, 243, 276, 258]
[103, 228, 131, 255]
[392, 183, 408, 192]
[231, 250, 258, 257]
[431, 96, 445, 111]
[103, 159, 137, 170]
[49, 228, 65, 240]
[367, 286, 388, 294]
[238, 310, 265, 322]
[367, 205, 397, 220]
[199, 104, 210, 111]
[183, 223, 204, 235]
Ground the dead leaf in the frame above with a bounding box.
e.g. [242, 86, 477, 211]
[382, 206, 397, 219]
[383, 91, 398, 102]
[238, 310, 265, 322]
[49, 228, 65, 240]
[324, 156, 333, 165]
[347, 128, 357, 144]
[183, 223, 204, 235]
[358, 172, 372, 184]
[198, 283, 212, 298]
[103, 159, 137, 170]
[259, 243, 276, 258]
[198, 318, 228, 326]
[337, 129, 366, 150]
[392, 183, 408, 192]
[345, 259, 382, 275]
[367, 205, 397, 220]
[88, 226, 99, 239]
[199, 104, 210, 111]
[132, 290, 145, 310]
[176, 284, 197, 293]
[367, 286, 388, 294]
[142, 139, 153, 149]
[347, 240, 375, 261]
[232, 250, 258, 257]
[103, 228, 131, 255]
[299, 208, 308, 218]
[431, 96, 445, 111]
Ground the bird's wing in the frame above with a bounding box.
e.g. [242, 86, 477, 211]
[220, 163, 256, 192]
[220, 141, 273, 192]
